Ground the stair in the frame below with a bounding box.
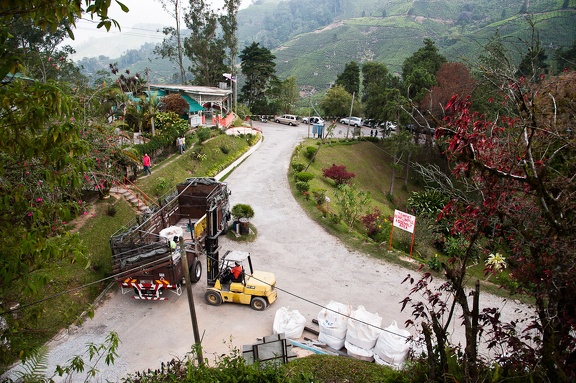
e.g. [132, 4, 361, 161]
[110, 185, 152, 214]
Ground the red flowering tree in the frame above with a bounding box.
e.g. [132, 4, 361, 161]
[403, 70, 576, 382]
[322, 164, 355, 185]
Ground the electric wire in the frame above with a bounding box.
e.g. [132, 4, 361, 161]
[0, 236, 414, 340]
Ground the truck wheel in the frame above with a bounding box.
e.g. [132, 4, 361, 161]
[205, 290, 222, 306]
[190, 258, 202, 283]
[250, 296, 267, 311]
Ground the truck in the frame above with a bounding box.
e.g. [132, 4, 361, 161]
[109, 177, 231, 300]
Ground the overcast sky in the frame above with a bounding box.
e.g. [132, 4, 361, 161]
[65, 0, 248, 46]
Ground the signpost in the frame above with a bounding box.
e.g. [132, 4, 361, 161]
[389, 210, 417, 257]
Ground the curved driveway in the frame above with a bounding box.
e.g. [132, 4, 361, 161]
[41, 122, 528, 382]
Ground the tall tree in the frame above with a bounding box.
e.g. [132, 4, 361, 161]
[361, 61, 390, 120]
[154, 0, 187, 84]
[419, 62, 476, 128]
[402, 38, 446, 101]
[268, 76, 299, 114]
[554, 39, 576, 73]
[0, 0, 127, 79]
[335, 61, 360, 96]
[183, 0, 227, 86]
[239, 42, 276, 113]
[219, 0, 241, 107]
[0, 0, 123, 368]
[319, 85, 361, 117]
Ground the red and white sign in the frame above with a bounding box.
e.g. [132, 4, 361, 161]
[393, 210, 416, 233]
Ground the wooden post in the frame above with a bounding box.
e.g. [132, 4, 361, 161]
[388, 225, 395, 251]
[179, 236, 204, 365]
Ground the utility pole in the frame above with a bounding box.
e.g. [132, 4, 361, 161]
[179, 236, 204, 365]
[346, 92, 354, 139]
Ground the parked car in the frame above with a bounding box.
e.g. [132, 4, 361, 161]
[363, 118, 376, 128]
[339, 116, 362, 127]
[302, 116, 325, 125]
[274, 114, 300, 126]
[380, 121, 397, 132]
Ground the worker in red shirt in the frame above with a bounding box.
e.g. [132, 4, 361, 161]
[221, 261, 243, 283]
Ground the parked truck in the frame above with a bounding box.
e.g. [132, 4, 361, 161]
[109, 177, 231, 300]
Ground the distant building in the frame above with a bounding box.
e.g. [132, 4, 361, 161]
[149, 84, 232, 127]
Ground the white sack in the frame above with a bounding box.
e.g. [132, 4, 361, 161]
[317, 301, 350, 339]
[318, 331, 345, 351]
[374, 320, 411, 366]
[345, 305, 382, 350]
[159, 226, 184, 241]
[345, 340, 374, 362]
[273, 307, 306, 339]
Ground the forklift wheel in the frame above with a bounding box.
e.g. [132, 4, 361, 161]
[205, 290, 222, 306]
[250, 296, 267, 311]
[190, 258, 202, 283]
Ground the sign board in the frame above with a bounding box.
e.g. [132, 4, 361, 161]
[393, 210, 416, 234]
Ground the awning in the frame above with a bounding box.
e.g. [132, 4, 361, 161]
[181, 93, 205, 113]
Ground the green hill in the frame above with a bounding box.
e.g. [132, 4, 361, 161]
[259, 0, 576, 89]
[85, 0, 576, 89]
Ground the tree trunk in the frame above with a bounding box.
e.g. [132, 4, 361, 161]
[389, 147, 397, 196]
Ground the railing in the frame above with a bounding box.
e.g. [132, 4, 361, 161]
[119, 178, 160, 210]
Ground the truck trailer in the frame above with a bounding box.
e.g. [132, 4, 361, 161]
[109, 177, 231, 300]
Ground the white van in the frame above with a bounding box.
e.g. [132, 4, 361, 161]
[274, 114, 300, 126]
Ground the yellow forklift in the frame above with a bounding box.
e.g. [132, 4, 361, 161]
[204, 250, 277, 311]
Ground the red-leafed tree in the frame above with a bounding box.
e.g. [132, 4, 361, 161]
[322, 164, 355, 185]
[420, 62, 476, 125]
[159, 93, 189, 115]
[426, 69, 576, 381]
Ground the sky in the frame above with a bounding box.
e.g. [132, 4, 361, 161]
[65, 0, 249, 47]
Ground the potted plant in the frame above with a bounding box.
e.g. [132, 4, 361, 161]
[231, 204, 254, 235]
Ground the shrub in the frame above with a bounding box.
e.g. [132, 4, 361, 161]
[294, 172, 314, 183]
[196, 127, 211, 142]
[360, 208, 392, 242]
[220, 145, 230, 154]
[106, 204, 118, 217]
[311, 189, 327, 206]
[295, 181, 310, 193]
[231, 204, 254, 220]
[305, 146, 317, 159]
[291, 162, 305, 173]
[154, 177, 170, 196]
[322, 164, 355, 185]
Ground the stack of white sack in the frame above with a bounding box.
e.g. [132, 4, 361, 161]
[317, 301, 351, 350]
[373, 321, 411, 369]
[273, 307, 306, 339]
[345, 305, 382, 362]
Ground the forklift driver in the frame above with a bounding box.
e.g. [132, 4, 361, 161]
[221, 261, 243, 284]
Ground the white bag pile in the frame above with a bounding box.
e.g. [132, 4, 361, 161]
[317, 301, 351, 350]
[345, 305, 382, 362]
[273, 307, 306, 339]
[373, 320, 412, 369]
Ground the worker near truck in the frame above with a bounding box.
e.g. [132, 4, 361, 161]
[170, 236, 178, 250]
[221, 261, 243, 284]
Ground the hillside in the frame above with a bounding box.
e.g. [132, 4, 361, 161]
[76, 0, 576, 88]
[265, 0, 576, 89]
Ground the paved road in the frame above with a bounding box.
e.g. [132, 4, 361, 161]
[31, 122, 528, 382]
